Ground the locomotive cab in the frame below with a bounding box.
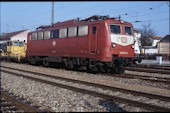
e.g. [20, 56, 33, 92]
[108, 20, 135, 66]
[6, 41, 26, 62]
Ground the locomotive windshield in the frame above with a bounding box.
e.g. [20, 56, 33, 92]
[110, 25, 121, 34]
[11, 41, 18, 46]
[125, 26, 132, 35]
[19, 42, 25, 46]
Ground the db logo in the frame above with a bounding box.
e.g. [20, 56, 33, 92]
[121, 37, 127, 43]
[52, 41, 56, 46]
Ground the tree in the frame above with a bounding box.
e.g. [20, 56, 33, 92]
[138, 23, 157, 47]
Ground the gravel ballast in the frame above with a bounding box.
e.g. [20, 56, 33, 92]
[1, 72, 151, 112]
[1, 61, 170, 90]
[1, 61, 170, 112]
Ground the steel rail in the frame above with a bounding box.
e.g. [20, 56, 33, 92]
[124, 73, 170, 83]
[1, 65, 170, 101]
[104, 73, 170, 84]
[3, 64, 168, 84]
[126, 67, 170, 75]
[134, 64, 170, 68]
[1, 91, 44, 112]
[128, 65, 170, 71]
[6, 65, 170, 84]
[114, 73, 170, 84]
[1, 69, 170, 112]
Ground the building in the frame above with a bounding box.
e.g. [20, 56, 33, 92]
[150, 36, 162, 47]
[158, 35, 170, 56]
[0, 29, 31, 43]
[0, 29, 31, 52]
[142, 46, 158, 54]
[141, 36, 162, 55]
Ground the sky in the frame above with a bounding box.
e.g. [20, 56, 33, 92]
[0, 1, 170, 37]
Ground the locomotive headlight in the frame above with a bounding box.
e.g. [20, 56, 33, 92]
[132, 45, 135, 48]
[112, 43, 116, 47]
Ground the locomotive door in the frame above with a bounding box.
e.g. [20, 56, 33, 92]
[90, 25, 98, 53]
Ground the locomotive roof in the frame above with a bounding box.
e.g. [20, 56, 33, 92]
[33, 15, 133, 32]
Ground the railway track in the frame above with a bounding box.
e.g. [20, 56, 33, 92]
[113, 73, 170, 84]
[1, 65, 170, 85]
[128, 64, 170, 71]
[137, 64, 170, 68]
[126, 67, 170, 75]
[1, 91, 45, 112]
[1, 66, 170, 112]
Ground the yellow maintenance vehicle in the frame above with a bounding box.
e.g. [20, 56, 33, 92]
[1, 41, 27, 62]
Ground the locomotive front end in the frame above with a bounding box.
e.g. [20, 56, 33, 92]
[109, 21, 134, 57]
[107, 20, 135, 73]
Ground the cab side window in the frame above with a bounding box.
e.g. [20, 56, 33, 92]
[93, 26, 96, 34]
[31, 33, 37, 40]
[68, 27, 77, 37]
[78, 25, 88, 36]
[51, 30, 59, 38]
[37, 32, 43, 40]
[59, 28, 67, 38]
[44, 31, 50, 39]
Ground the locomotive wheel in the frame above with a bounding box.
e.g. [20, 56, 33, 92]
[114, 65, 125, 74]
[65, 60, 74, 70]
[113, 59, 125, 74]
[72, 65, 79, 71]
[43, 58, 50, 67]
[87, 67, 98, 74]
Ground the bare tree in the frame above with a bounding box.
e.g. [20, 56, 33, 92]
[138, 23, 157, 47]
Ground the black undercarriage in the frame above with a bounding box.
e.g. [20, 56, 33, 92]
[27, 56, 133, 74]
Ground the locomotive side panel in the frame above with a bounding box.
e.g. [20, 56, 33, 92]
[27, 26, 89, 58]
[27, 20, 134, 61]
[91, 22, 113, 62]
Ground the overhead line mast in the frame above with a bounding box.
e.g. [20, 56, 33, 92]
[51, 1, 54, 26]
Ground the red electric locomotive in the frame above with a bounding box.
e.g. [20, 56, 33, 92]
[26, 15, 135, 74]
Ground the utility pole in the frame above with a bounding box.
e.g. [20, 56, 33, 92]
[51, 1, 54, 26]
[166, 1, 170, 7]
[0, 2, 1, 36]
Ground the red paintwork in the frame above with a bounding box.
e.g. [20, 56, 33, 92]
[26, 18, 134, 62]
